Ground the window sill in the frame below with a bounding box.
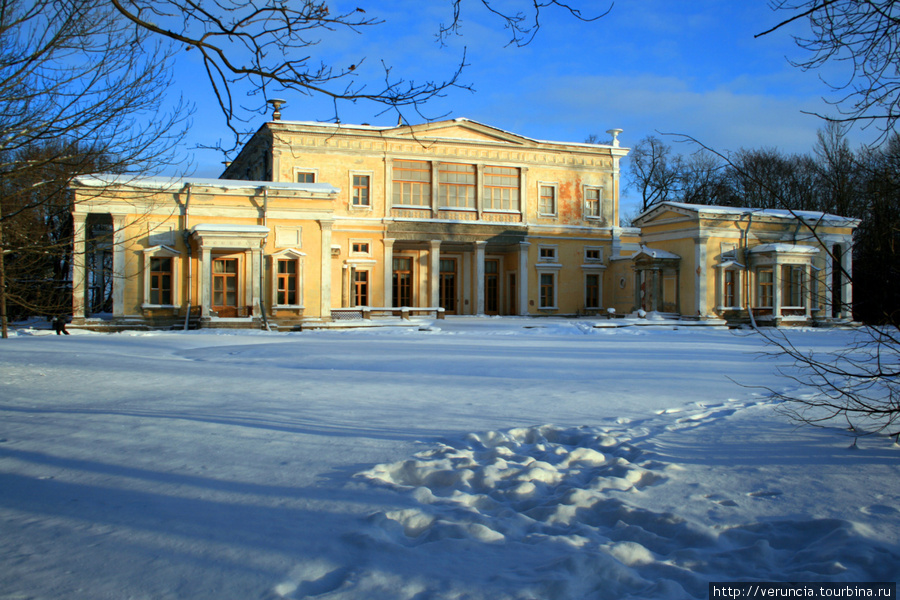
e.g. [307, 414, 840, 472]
[142, 303, 177, 309]
[273, 305, 305, 310]
[438, 207, 477, 212]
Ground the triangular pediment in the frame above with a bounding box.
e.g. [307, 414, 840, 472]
[394, 119, 531, 145]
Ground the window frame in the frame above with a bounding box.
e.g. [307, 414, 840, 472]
[781, 264, 806, 308]
[438, 162, 476, 210]
[584, 185, 602, 220]
[350, 240, 372, 257]
[269, 249, 305, 308]
[142, 245, 180, 309]
[584, 246, 604, 263]
[294, 168, 319, 184]
[538, 271, 558, 310]
[392, 160, 431, 207]
[350, 171, 372, 209]
[538, 183, 558, 217]
[584, 272, 601, 309]
[483, 166, 520, 212]
[757, 268, 774, 308]
[353, 268, 370, 307]
[538, 244, 558, 263]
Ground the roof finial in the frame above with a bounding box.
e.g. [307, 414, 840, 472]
[606, 128, 623, 148]
[267, 98, 286, 121]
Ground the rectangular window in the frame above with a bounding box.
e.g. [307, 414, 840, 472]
[585, 187, 601, 218]
[393, 257, 413, 307]
[351, 242, 370, 255]
[352, 175, 370, 207]
[392, 160, 431, 206]
[585, 248, 602, 262]
[277, 259, 298, 305]
[782, 265, 804, 307]
[353, 270, 369, 307]
[539, 246, 557, 262]
[297, 172, 316, 183]
[585, 273, 601, 308]
[540, 273, 555, 308]
[150, 257, 172, 305]
[758, 268, 774, 308]
[438, 163, 476, 208]
[484, 166, 519, 211]
[724, 270, 736, 307]
[539, 185, 556, 216]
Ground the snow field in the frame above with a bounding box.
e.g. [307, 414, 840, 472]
[1, 318, 898, 600]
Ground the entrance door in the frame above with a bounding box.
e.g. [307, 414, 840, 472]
[212, 257, 239, 317]
[485, 258, 500, 315]
[393, 257, 413, 307]
[439, 258, 457, 314]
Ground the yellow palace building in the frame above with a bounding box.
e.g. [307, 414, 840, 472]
[69, 116, 857, 329]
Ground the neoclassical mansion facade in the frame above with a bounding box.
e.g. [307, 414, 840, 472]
[69, 116, 857, 329]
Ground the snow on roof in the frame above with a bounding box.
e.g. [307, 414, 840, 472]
[635, 245, 680, 260]
[750, 243, 819, 254]
[191, 224, 270, 234]
[71, 174, 340, 195]
[643, 201, 858, 227]
[273, 117, 625, 150]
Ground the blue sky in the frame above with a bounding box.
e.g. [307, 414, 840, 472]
[174, 1, 876, 188]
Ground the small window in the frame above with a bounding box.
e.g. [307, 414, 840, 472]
[150, 257, 172, 305]
[539, 246, 557, 262]
[585, 247, 603, 262]
[585, 187, 601, 218]
[297, 172, 316, 183]
[539, 185, 557, 216]
[351, 242, 370, 255]
[352, 175, 370, 207]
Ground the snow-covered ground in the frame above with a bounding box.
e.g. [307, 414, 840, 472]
[1, 317, 897, 600]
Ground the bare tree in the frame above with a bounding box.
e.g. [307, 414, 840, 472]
[0, 0, 189, 338]
[109, 0, 609, 149]
[759, 0, 900, 141]
[627, 136, 682, 213]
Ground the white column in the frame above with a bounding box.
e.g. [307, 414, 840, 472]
[824, 244, 836, 317]
[342, 264, 350, 308]
[319, 220, 333, 319]
[804, 263, 813, 320]
[244, 249, 253, 310]
[518, 241, 530, 315]
[773, 263, 783, 320]
[72, 214, 87, 321]
[200, 244, 211, 318]
[840, 242, 853, 319]
[111, 214, 127, 318]
[251, 248, 263, 313]
[429, 240, 441, 307]
[695, 239, 708, 317]
[383, 238, 395, 307]
[475, 241, 486, 315]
